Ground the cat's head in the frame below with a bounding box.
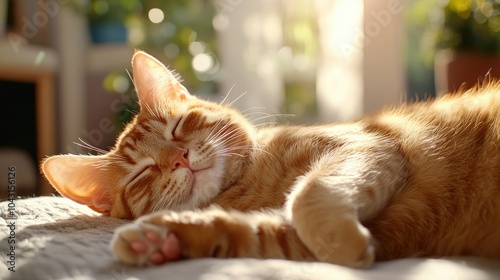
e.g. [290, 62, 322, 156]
[42, 50, 256, 219]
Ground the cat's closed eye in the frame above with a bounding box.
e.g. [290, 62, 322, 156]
[130, 165, 152, 185]
[171, 117, 183, 140]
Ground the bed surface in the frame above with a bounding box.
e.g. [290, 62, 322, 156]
[1, 196, 499, 280]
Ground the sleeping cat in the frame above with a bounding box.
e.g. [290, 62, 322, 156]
[42, 50, 500, 268]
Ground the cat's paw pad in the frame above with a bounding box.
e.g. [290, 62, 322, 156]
[111, 220, 181, 266]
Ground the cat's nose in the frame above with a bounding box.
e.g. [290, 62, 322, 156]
[171, 149, 190, 170]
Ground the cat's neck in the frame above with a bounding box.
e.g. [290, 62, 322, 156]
[213, 126, 322, 211]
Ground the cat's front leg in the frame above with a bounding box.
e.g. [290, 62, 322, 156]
[287, 143, 407, 268]
[111, 209, 253, 266]
[111, 208, 312, 266]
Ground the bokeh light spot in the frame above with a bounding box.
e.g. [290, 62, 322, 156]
[148, 8, 165, 24]
[113, 76, 130, 93]
[128, 27, 144, 45]
[192, 53, 213, 73]
[188, 41, 205, 55]
[213, 14, 230, 31]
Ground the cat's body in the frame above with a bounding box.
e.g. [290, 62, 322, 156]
[42, 51, 500, 268]
[215, 92, 500, 261]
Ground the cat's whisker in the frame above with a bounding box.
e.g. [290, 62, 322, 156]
[153, 102, 164, 121]
[243, 112, 272, 120]
[167, 195, 183, 212]
[211, 131, 252, 155]
[218, 145, 264, 155]
[74, 138, 108, 155]
[216, 145, 250, 151]
[127, 69, 157, 120]
[240, 107, 266, 114]
[152, 192, 174, 213]
[135, 90, 163, 122]
[219, 83, 236, 105]
[255, 122, 278, 127]
[212, 130, 246, 148]
[214, 144, 275, 160]
[152, 198, 164, 213]
[219, 133, 245, 147]
[241, 107, 269, 119]
[230, 145, 276, 160]
[126, 108, 139, 116]
[125, 69, 134, 86]
[158, 197, 171, 212]
[206, 121, 234, 143]
[217, 125, 245, 139]
[227, 91, 247, 107]
[219, 129, 244, 141]
[141, 96, 161, 121]
[213, 145, 247, 155]
[216, 150, 245, 157]
[218, 153, 245, 158]
[207, 120, 231, 140]
[205, 119, 226, 143]
[248, 113, 295, 124]
[150, 196, 160, 213]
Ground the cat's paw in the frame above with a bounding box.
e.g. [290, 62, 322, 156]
[111, 208, 261, 265]
[111, 216, 182, 266]
[339, 223, 375, 268]
[314, 220, 375, 268]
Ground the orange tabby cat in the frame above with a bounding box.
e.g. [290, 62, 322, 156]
[42, 50, 500, 268]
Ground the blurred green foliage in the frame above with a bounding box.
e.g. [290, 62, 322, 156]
[408, 0, 500, 66]
[405, 0, 500, 100]
[439, 0, 500, 54]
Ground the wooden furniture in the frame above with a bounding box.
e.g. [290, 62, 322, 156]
[0, 40, 58, 195]
[0, 68, 56, 195]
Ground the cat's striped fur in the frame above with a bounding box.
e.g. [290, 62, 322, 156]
[42, 51, 500, 268]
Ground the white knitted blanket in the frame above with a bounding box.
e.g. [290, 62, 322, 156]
[1, 196, 499, 280]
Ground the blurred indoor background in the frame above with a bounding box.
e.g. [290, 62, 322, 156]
[1, 0, 499, 196]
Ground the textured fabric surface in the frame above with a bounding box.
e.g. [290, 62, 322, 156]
[1, 196, 499, 280]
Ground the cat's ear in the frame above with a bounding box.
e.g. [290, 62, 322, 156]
[131, 50, 191, 110]
[41, 155, 113, 213]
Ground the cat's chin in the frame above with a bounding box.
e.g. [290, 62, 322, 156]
[187, 164, 225, 209]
